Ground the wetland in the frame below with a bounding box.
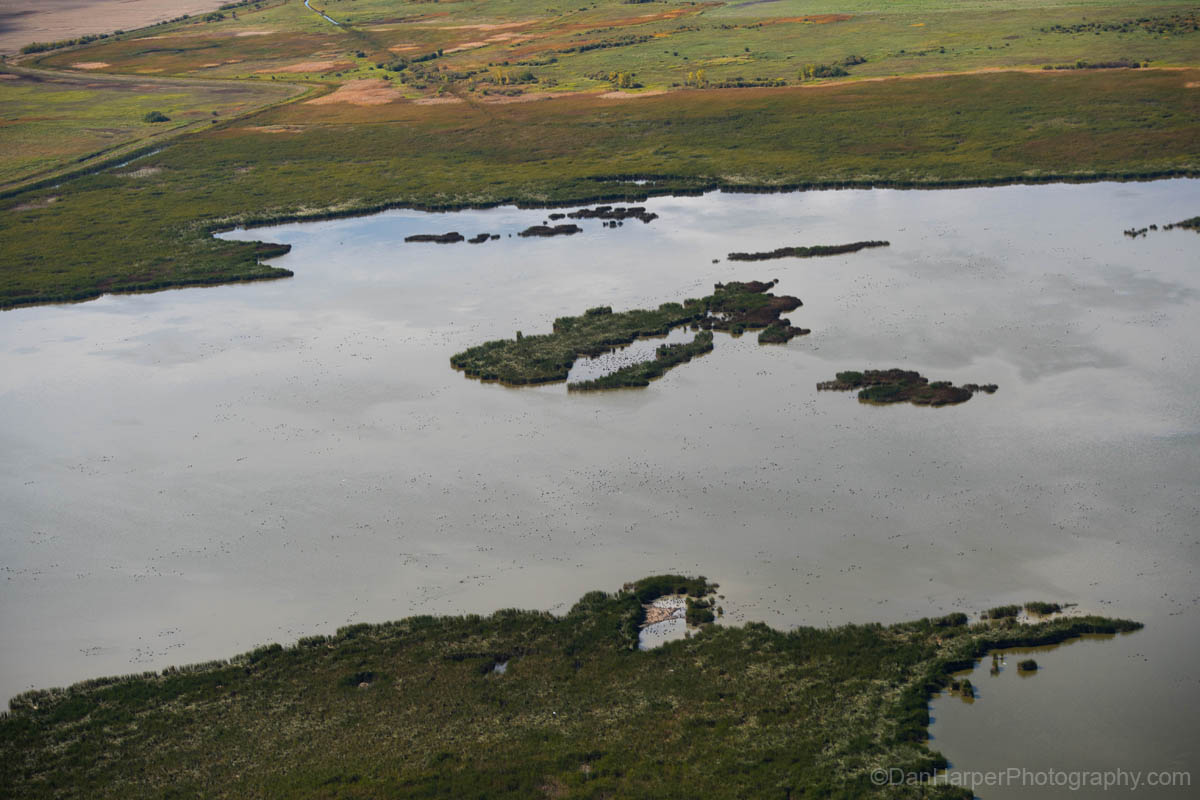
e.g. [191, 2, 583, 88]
[2, 180, 1199, 796]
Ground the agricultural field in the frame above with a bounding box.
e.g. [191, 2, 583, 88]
[0, 0, 229, 56]
[22, 0, 1200, 92]
[0, 67, 300, 188]
[24, 1, 1200, 87]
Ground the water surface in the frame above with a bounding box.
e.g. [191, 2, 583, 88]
[2, 180, 1198, 793]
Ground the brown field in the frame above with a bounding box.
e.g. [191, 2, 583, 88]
[260, 59, 351, 74]
[305, 79, 404, 106]
[0, 0, 228, 55]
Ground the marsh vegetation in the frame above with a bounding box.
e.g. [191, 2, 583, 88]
[568, 332, 713, 391]
[817, 370, 997, 407]
[451, 280, 806, 386]
[727, 241, 890, 261]
[0, 574, 1141, 799]
[3, 67, 1196, 308]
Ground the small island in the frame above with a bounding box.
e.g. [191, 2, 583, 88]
[1165, 216, 1200, 232]
[518, 223, 582, 238]
[567, 205, 659, 224]
[404, 232, 466, 244]
[727, 240, 890, 261]
[451, 280, 808, 387]
[818, 369, 997, 406]
[1124, 215, 1200, 238]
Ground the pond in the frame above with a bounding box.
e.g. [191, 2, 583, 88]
[1, 179, 1197, 788]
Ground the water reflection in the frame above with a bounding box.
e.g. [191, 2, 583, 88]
[0, 180, 1197, 783]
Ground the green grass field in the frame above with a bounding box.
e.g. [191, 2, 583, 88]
[0, 575, 1142, 799]
[0, 67, 300, 188]
[26, 1, 1200, 91]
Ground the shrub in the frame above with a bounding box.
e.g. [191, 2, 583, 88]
[1024, 601, 1062, 615]
[686, 597, 716, 626]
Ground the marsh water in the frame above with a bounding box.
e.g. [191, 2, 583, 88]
[2, 180, 1199, 795]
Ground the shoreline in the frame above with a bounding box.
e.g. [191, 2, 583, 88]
[0, 574, 1142, 799]
[5, 171, 1196, 311]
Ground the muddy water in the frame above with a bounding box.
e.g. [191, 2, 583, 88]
[2, 180, 1198, 788]
[931, 629, 1196, 798]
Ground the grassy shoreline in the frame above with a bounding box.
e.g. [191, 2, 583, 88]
[0, 575, 1141, 799]
[1, 66, 1197, 309]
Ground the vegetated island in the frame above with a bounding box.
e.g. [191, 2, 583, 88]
[566, 205, 658, 224]
[728, 240, 890, 261]
[0, 574, 1141, 799]
[1123, 215, 1200, 238]
[519, 223, 582, 237]
[406, 232, 503, 244]
[404, 232, 465, 244]
[450, 279, 808, 388]
[818, 369, 998, 406]
[569, 331, 714, 391]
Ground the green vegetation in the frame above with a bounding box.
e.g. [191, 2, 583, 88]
[1165, 215, 1200, 231]
[0, 574, 1141, 799]
[518, 223, 582, 237]
[0, 0, 1193, 308]
[727, 240, 890, 261]
[568, 331, 714, 391]
[985, 605, 1023, 620]
[1125, 214, 1200, 237]
[567, 205, 658, 224]
[1, 66, 1197, 308]
[685, 596, 718, 626]
[758, 320, 810, 344]
[0, 67, 299, 190]
[404, 231, 464, 243]
[1042, 58, 1147, 70]
[19, 33, 116, 55]
[141, 110, 170, 123]
[817, 369, 997, 407]
[1024, 601, 1062, 616]
[29, 0, 1200, 92]
[451, 280, 804, 386]
[1041, 10, 1199, 36]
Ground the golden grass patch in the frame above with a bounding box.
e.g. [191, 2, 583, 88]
[598, 90, 669, 100]
[305, 79, 405, 106]
[259, 60, 350, 74]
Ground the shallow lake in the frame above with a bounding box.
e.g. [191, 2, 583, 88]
[2, 180, 1198, 793]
